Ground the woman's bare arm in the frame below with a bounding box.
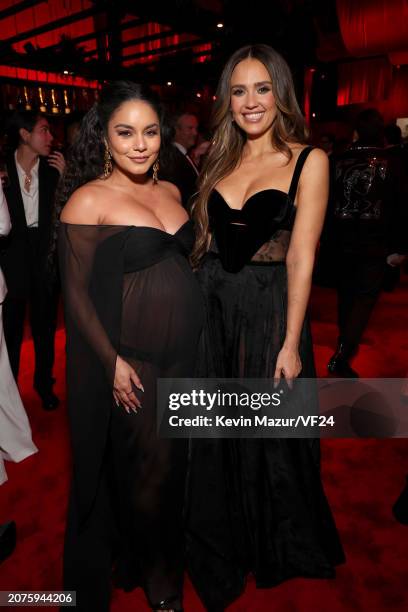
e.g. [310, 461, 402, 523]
[274, 148, 329, 380]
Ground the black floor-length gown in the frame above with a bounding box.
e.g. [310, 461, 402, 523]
[186, 148, 345, 610]
[58, 220, 203, 611]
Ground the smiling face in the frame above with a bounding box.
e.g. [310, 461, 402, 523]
[230, 57, 277, 139]
[106, 99, 161, 178]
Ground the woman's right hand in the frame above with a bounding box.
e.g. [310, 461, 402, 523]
[113, 356, 144, 413]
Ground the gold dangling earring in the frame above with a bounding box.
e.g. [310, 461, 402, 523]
[104, 144, 113, 178]
[152, 159, 159, 184]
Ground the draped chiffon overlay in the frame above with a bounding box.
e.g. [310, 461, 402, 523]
[186, 148, 345, 610]
[58, 220, 204, 609]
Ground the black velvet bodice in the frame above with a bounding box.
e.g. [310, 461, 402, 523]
[208, 189, 296, 272]
[207, 147, 314, 273]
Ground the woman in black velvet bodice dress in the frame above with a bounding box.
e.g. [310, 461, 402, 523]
[57, 82, 203, 612]
[186, 45, 345, 610]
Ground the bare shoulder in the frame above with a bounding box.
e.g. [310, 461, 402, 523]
[296, 146, 329, 215]
[304, 146, 328, 167]
[298, 147, 328, 180]
[158, 179, 182, 204]
[60, 183, 105, 224]
[290, 143, 328, 161]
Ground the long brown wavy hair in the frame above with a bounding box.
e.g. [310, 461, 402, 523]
[191, 44, 309, 267]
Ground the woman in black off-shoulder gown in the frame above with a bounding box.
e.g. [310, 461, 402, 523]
[59, 221, 202, 610]
[186, 45, 345, 611]
[57, 81, 203, 612]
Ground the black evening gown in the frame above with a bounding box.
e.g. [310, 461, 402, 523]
[58, 220, 204, 611]
[186, 148, 345, 610]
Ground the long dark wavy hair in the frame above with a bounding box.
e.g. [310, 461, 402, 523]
[191, 44, 309, 267]
[49, 81, 171, 269]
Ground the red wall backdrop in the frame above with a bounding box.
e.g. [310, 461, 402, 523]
[336, 0, 408, 120]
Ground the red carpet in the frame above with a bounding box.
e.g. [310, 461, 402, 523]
[1, 280, 407, 611]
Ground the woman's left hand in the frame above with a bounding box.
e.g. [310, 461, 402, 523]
[274, 346, 302, 388]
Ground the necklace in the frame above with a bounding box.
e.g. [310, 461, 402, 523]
[24, 173, 32, 192]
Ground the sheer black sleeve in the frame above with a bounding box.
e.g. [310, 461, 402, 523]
[58, 223, 127, 527]
[58, 223, 123, 380]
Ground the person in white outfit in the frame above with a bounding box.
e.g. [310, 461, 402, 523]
[0, 180, 38, 486]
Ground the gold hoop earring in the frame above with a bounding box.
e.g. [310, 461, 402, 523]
[104, 145, 113, 178]
[152, 160, 159, 184]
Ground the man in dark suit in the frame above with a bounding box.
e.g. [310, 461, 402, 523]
[159, 111, 199, 211]
[0, 110, 64, 409]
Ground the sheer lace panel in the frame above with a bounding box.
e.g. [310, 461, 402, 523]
[250, 229, 291, 263]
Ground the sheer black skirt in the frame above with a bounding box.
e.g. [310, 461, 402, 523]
[186, 256, 345, 610]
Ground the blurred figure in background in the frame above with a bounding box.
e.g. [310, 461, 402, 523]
[159, 111, 199, 211]
[0, 179, 38, 485]
[327, 109, 407, 377]
[0, 110, 64, 409]
[190, 128, 211, 170]
[0, 179, 38, 566]
[319, 132, 335, 157]
[65, 112, 83, 149]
